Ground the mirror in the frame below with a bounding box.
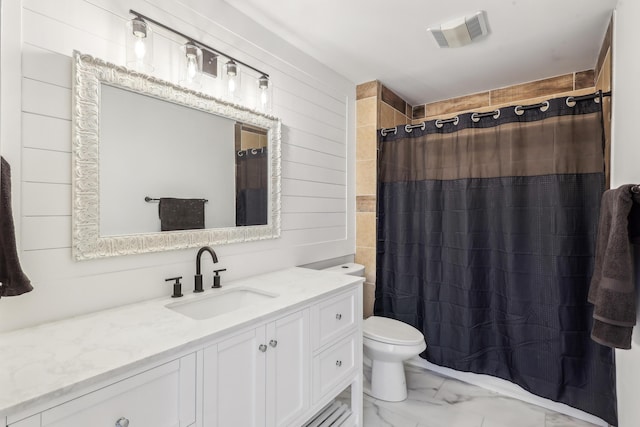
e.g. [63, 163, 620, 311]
[71, 51, 281, 260]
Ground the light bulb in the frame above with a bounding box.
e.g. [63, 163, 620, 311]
[260, 88, 268, 109]
[228, 77, 236, 95]
[186, 55, 197, 82]
[134, 37, 146, 60]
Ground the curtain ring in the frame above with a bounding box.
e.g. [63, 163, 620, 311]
[251, 148, 257, 155]
[237, 150, 244, 156]
[566, 96, 576, 107]
[514, 105, 525, 116]
[539, 100, 550, 112]
[471, 112, 480, 123]
[405, 124, 413, 133]
[380, 127, 397, 137]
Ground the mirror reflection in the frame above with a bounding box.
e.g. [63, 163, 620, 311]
[99, 84, 268, 236]
[72, 51, 281, 260]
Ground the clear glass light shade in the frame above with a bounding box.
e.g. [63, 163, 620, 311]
[224, 60, 242, 103]
[179, 42, 203, 88]
[125, 17, 154, 72]
[256, 75, 272, 113]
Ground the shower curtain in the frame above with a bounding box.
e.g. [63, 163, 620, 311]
[236, 147, 268, 226]
[375, 96, 617, 425]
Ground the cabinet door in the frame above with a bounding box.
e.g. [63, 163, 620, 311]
[266, 310, 310, 427]
[203, 327, 267, 427]
[40, 354, 196, 427]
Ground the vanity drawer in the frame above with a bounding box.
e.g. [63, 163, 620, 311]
[41, 354, 196, 427]
[312, 333, 356, 403]
[312, 289, 356, 350]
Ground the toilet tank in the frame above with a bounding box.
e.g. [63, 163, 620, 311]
[322, 262, 365, 277]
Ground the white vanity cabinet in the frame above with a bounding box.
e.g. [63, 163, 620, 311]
[202, 309, 310, 427]
[2, 272, 363, 427]
[8, 353, 197, 427]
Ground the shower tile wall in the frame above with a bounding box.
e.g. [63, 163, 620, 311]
[355, 81, 409, 317]
[355, 56, 612, 317]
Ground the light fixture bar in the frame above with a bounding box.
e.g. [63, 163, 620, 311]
[129, 9, 269, 78]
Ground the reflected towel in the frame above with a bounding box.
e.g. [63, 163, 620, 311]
[158, 198, 205, 231]
[588, 184, 637, 349]
[0, 157, 33, 297]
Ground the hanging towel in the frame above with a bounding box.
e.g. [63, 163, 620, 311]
[588, 184, 638, 349]
[158, 197, 205, 231]
[0, 157, 33, 297]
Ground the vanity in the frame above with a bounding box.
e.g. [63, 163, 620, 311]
[0, 268, 363, 426]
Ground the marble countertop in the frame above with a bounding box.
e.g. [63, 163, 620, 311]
[0, 267, 362, 419]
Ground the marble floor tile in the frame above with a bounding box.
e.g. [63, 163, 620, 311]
[357, 363, 600, 427]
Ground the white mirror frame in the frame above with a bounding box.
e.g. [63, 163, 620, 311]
[71, 51, 281, 260]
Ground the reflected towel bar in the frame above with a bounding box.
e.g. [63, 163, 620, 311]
[145, 196, 209, 203]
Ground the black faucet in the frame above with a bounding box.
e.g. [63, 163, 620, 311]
[194, 246, 218, 293]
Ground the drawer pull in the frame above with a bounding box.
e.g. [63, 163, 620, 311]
[269, 339, 278, 348]
[116, 417, 130, 427]
[336, 313, 342, 320]
[259, 344, 268, 352]
[336, 360, 342, 367]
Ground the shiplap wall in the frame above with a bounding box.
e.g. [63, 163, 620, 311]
[0, 0, 355, 332]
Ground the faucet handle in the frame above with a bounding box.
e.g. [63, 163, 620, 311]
[212, 268, 227, 288]
[165, 276, 183, 298]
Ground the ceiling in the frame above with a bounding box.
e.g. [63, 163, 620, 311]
[223, 0, 618, 106]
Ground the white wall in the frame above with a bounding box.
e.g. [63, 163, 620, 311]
[0, 0, 355, 332]
[611, 2, 640, 426]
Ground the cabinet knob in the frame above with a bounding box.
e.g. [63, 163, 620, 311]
[336, 360, 342, 367]
[269, 339, 278, 348]
[259, 344, 268, 352]
[116, 417, 130, 427]
[336, 313, 342, 320]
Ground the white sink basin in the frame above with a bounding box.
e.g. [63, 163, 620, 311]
[166, 287, 278, 320]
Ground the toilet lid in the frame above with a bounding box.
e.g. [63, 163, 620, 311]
[363, 316, 425, 346]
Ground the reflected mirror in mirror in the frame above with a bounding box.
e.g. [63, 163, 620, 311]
[99, 84, 268, 236]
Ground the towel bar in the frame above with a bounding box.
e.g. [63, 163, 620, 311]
[145, 196, 209, 203]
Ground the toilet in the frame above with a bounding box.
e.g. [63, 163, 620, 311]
[322, 263, 427, 402]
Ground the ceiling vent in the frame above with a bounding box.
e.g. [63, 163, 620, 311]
[427, 11, 489, 48]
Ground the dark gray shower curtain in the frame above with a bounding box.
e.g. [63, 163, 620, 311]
[375, 97, 617, 425]
[236, 148, 268, 226]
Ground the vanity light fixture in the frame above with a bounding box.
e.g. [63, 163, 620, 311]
[125, 16, 154, 72]
[127, 9, 271, 110]
[225, 59, 241, 102]
[180, 41, 203, 88]
[257, 74, 272, 113]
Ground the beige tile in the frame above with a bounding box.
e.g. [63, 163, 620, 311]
[356, 97, 377, 127]
[394, 110, 408, 126]
[379, 102, 395, 129]
[356, 125, 377, 161]
[381, 85, 407, 113]
[575, 69, 595, 90]
[363, 281, 376, 318]
[491, 74, 573, 105]
[356, 160, 376, 196]
[355, 246, 376, 284]
[412, 104, 426, 120]
[356, 212, 376, 249]
[596, 49, 611, 93]
[357, 80, 379, 100]
[427, 92, 489, 117]
[357, 195, 376, 213]
[596, 18, 612, 78]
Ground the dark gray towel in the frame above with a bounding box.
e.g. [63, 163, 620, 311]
[0, 157, 33, 297]
[588, 184, 637, 349]
[158, 198, 205, 231]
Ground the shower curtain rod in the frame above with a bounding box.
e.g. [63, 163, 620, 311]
[380, 90, 612, 135]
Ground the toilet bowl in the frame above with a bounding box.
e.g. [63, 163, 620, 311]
[321, 263, 427, 402]
[363, 316, 426, 401]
